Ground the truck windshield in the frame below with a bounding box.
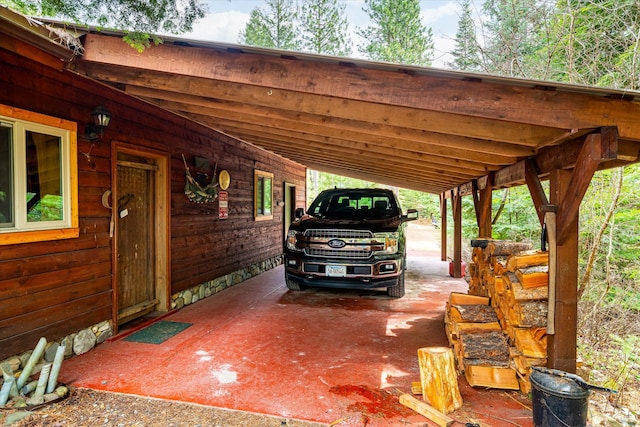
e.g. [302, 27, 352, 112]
[308, 191, 396, 219]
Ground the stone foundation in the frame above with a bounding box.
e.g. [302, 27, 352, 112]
[171, 255, 282, 308]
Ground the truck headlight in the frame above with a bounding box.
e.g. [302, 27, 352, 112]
[287, 230, 303, 251]
[373, 232, 399, 254]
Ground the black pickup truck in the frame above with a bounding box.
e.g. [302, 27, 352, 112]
[284, 188, 418, 298]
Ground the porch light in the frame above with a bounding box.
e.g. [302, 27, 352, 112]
[85, 105, 112, 141]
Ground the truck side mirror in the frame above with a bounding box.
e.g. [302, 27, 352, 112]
[295, 207, 305, 219]
[403, 209, 419, 222]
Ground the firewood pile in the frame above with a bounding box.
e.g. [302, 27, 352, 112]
[445, 239, 549, 393]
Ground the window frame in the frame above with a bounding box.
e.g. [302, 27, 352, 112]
[0, 104, 78, 245]
[254, 169, 273, 221]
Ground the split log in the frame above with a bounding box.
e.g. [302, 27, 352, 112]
[504, 273, 548, 301]
[506, 251, 548, 272]
[448, 292, 489, 305]
[464, 365, 520, 390]
[417, 347, 463, 414]
[487, 240, 533, 257]
[464, 358, 510, 368]
[460, 331, 510, 361]
[399, 393, 454, 427]
[517, 373, 532, 394]
[514, 328, 547, 358]
[493, 257, 508, 276]
[453, 321, 502, 339]
[448, 304, 499, 324]
[516, 265, 549, 289]
[512, 300, 548, 327]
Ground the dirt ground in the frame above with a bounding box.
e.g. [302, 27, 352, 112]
[2, 387, 327, 427]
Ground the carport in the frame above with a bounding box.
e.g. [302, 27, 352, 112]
[58, 224, 535, 426]
[68, 29, 640, 374]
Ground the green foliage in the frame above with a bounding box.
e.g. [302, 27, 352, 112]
[2, 0, 206, 42]
[580, 165, 640, 287]
[449, 0, 482, 71]
[306, 171, 437, 219]
[545, 0, 640, 89]
[239, 0, 301, 50]
[491, 186, 541, 243]
[480, 0, 554, 77]
[357, 0, 434, 66]
[299, 0, 352, 56]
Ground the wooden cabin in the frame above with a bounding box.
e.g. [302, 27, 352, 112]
[2, 6, 640, 374]
[0, 8, 306, 360]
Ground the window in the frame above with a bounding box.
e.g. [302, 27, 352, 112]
[254, 170, 273, 220]
[0, 105, 78, 245]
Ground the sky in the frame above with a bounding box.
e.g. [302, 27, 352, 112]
[183, 1, 478, 68]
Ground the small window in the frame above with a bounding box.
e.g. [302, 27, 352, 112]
[254, 170, 273, 221]
[0, 105, 78, 245]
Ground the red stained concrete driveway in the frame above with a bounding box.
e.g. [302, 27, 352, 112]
[58, 224, 533, 426]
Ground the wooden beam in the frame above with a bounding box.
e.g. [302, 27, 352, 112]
[118, 80, 554, 153]
[81, 34, 640, 142]
[478, 175, 493, 238]
[556, 133, 605, 244]
[547, 169, 578, 373]
[524, 159, 549, 226]
[493, 160, 526, 189]
[212, 123, 490, 176]
[471, 179, 481, 227]
[494, 127, 628, 191]
[300, 162, 449, 193]
[143, 94, 518, 167]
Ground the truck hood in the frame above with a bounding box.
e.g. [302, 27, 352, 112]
[290, 215, 402, 232]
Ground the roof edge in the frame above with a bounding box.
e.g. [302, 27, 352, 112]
[0, 6, 80, 62]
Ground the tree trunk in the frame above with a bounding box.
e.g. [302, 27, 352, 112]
[578, 167, 624, 299]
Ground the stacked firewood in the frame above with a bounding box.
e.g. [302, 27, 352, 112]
[445, 240, 549, 393]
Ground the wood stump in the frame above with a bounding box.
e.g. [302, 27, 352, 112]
[418, 347, 463, 414]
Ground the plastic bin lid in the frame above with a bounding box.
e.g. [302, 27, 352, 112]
[530, 370, 590, 399]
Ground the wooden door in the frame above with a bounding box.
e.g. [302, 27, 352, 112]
[116, 153, 158, 325]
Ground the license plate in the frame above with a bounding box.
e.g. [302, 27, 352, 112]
[326, 265, 347, 277]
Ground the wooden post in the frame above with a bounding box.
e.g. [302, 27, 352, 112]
[440, 193, 447, 262]
[452, 190, 463, 278]
[547, 169, 578, 372]
[471, 177, 493, 238]
[418, 347, 463, 414]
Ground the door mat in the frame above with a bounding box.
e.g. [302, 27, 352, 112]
[123, 320, 193, 344]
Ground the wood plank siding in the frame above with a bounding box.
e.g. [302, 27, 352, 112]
[0, 43, 306, 359]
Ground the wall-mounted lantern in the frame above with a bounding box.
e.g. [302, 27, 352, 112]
[85, 105, 112, 141]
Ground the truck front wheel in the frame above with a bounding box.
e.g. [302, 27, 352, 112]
[387, 270, 405, 298]
[285, 274, 303, 291]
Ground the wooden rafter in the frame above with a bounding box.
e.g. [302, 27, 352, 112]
[73, 32, 640, 194]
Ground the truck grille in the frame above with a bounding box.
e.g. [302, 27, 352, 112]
[303, 229, 373, 259]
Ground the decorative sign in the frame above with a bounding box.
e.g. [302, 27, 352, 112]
[218, 191, 228, 219]
[219, 170, 230, 190]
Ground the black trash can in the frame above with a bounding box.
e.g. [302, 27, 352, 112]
[530, 368, 590, 427]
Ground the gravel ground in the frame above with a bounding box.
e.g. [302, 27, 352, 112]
[1, 387, 328, 427]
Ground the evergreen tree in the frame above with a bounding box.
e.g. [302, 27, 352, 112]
[356, 0, 434, 66]
[239, 0, 301, 50]
[299, 0, 352, 56]
[449, 0, 481, 71]
[480, 0, 552, 77]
